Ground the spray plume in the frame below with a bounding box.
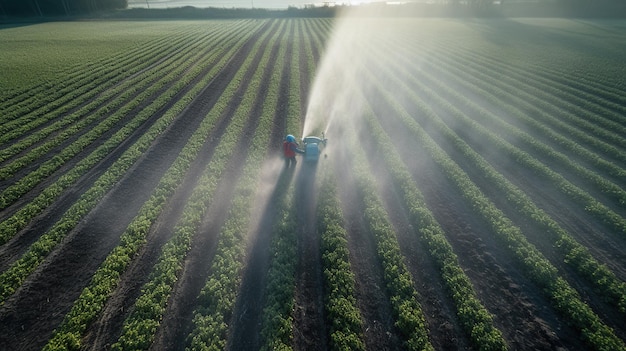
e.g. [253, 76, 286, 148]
[302, 6, 417, 150]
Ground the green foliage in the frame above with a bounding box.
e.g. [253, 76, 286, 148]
[0, 22, 257, 307]
[186, 21, 285, 350]
[258, 20, 308, 351]
[318, 172, 366, 351]
[342, 118, 435, 351]
[404, 38, 626, 233]
[362, 58, 624, 350]
[4, 18, 625, 351]
[371, 39, 626, 316]
[112, 20, 275, 351]
[42, 20, 262, 351]
[0, 22, 174, 94]
[0, 26, 231, 244]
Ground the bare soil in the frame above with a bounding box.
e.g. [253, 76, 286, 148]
[0, 20, 269, 351]
[1, 18, 624, 351]
[365, 83, 590, 351]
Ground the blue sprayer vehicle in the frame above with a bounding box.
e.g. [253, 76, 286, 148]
[301, 133, 328, 162]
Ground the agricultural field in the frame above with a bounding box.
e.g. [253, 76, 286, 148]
[0, 15, 625, 351]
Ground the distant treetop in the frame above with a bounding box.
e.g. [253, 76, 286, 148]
[0, 0, 128, 17]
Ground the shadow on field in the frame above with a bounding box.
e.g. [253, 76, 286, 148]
[228, 156, 327, 350]
[296, 160, 319, 228]
[228, 159, 296, 350]
[293, 159, 329, 351]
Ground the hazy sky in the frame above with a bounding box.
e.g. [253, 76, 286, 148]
[127, 0, 340, 9]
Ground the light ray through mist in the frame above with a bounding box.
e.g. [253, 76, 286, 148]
[245, 154, 289, 246]
[303, 8, 420, 167]
[303, 13, 365, 139]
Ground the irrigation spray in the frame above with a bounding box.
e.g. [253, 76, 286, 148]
[302, 12, 365, 139]
[302, 7, 417, 158]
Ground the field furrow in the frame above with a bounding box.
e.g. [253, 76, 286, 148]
[0, 21, 254, 254]
[0, 25, 200, 129]
[364, 36, 626, 286]
[0, 16, 624, 351]
[110, 19, 281, 351]
[369, 78, 624, 351]
[426, 42, 626, 172]
[360, 34, 622, 280]
[0, 25, 223, 172]
[228, 18, 301, 351]
[0, 20, 266, 351]
[43, 20, 270, 351]
[434, 40, 626, 147]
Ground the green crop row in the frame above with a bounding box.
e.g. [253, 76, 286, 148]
[0, 21, 255, 304]
[258, 176, 297, 351]
[389, 33, 626, 177]
[258, 19, 309, 351]
[0, 24, 240, 246]
[382, 56, 626, 315]
[423, 42, 626, 179]
[110, 20, 277, 351]
[435, 40, 626, 146]
[379, 41, 626, 313]
[421, 68, 626, 236]
[365, 67, 625, 350]
[0, 65, 124, 144]
[298, 20, 316, 94]
[355, 105, 508, 350]
[308, 18, 366, 350]
[0, 24, 224, 198]
[0, 67, 171, 182]
[0, 25, 197, 134]
[42, 21, 259, 351]
[185, 20, 288, 351]
[317, 170, 365, 350]
[388, 50, 626, 313]
[342, 108, 435, 351]
[0, 43, 169, 143]
[0, 23, 197, 111]
[437, 35, 626, 124]
[339, 33, 509, 350]
[0, 24, 195, 112]
[289, 18, 312, 136]
[0, 26, 213, 167]
[285, 19, 303, 134]
[301, 19, 327, 85]
[378, 35, 626, 237]
[310, 19, 332, 63]
[0, 71, 152, 165]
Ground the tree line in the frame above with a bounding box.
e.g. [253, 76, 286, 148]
[0, 0, 127, 17]
[0, 0, 624, 22]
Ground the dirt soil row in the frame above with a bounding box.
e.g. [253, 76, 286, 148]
[0, 20, 273, 351]
[1, 18, 624, 351]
